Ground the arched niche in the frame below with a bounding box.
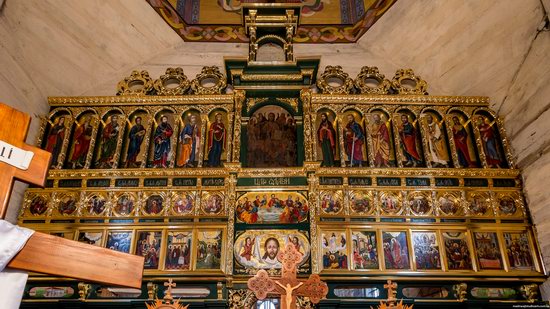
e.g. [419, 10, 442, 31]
[93, 110, 124, 169]
[446, 110, 481, 168]
[66, 110, 98, 169]
[341, 108, 368, 167]
[244, 104, 298, 168]
[366, 108, 396, 168]
[420, 109, 452, 168]
[315, 108, 340, 167]
[175, 109, 202, 168]
[121, 109, 151, 168]
[393, 109, 425, 168]
[473, 109, 508, 168]
[148, 109, 177, 168]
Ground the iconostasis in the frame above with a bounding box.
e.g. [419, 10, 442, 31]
[18, 65, 545, 307]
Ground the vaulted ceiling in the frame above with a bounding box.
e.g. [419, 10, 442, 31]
[147, 0, 398, 43]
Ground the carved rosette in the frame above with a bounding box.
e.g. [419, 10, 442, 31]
[355, 66, 391, 94]
[116, 70, 154, 95]
[190, 66, 227, 95]
[316, 65, 355, 94]
[391, 69, 428, 95]
[247, 270, 276, 300]
[153, 67, 190, 95]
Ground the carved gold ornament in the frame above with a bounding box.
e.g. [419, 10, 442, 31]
[153, 67, 190, 95]
[520, 283, 539, 303]
[407, 191, 432, 216]
[228, 289, 258, 309]
[117, 70, 154, 96]
[146, 279, 189, 309]
[316, 66, 355, 94]
[371, 280, 413, 309]
[390, 69, 428, 95]
[190, 66, 227, 95]
[355, 66, 391, 94]
[78, 282, 91, 300]
[453, 283, 468, 302]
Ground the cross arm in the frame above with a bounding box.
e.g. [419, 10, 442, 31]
[295, 274, 328, 304]
[0, 102, 51, 218]
[247, 269, 277, 300]
[8, 232, 144, 288]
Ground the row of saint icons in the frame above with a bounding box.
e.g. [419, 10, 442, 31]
[318, 111, 508, 169]
[42, 107, 508, 170]
[44, 112, 226, 169]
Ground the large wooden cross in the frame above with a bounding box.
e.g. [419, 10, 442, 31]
[0, 103, 144, 288]
[247, 242, 328, 309]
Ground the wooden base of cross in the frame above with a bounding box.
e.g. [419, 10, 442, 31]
[247, 243, 328, 309]
[0, 102, 144, 288]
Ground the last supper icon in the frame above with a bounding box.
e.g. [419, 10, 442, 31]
[235, 192, 308, 224]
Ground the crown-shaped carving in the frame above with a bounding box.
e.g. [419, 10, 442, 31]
[190, 66, 227, 95]
[390, 69, 428, 95]
[316, 65, 355, 94]
[355, 66, 391, 94]
[153, 67, 190, 95]
[116, 70, 154, 96]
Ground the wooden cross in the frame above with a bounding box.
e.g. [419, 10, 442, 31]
[247, 242, 328, 309]
[0, 103, 144, 288]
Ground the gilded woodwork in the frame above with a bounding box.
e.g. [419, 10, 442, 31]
[117, 70, 154, 96]
[355, 66, 392, 95]
[153, 67, 190, 96]
[316, 65, 355, 95]
[190, 66, 228, 95]
[20, 64, 546, 306]
[390, 69, 428, 95]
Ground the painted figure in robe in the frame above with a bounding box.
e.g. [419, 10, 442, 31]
[317, 112, 337, 167]
[177, 114, 200, 167]
[398, 114, 422, 167]
[153, 115, 173, 168]
[451, 116, 476, 168]
[207, 113, 226, 167]
[70, 116, 93, 169]
[370, 113, 391, 167]
[476, 116, 504, 168]
[240, 236, 255, 261]
[97, 114, 120, 168]
[425, 114, 449, 167]
[344, 114, 364, 167]
[44, 116, 66, 167]
[125, 116, 146, 168]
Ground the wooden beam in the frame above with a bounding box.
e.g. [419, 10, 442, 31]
[7, 232, 144, 288]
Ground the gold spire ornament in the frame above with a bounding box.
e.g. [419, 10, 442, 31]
[145, 279, 189, 309]
[370, 280, 413, 309]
